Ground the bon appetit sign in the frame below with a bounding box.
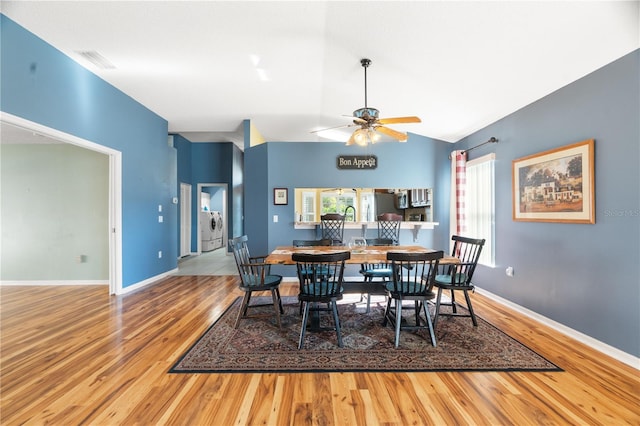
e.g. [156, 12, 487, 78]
[337, 155, 378, 170]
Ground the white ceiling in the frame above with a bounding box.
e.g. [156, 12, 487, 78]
[2, 1, 638, 146]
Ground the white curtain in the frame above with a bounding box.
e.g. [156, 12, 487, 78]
[466, 154, 495, 266]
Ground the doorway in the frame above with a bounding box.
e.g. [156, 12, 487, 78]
[196, 183, 228, 255]
[1, 112, 123, 294]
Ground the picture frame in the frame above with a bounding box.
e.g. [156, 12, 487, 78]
[274, 188, 288, 205]
[512, 139, 595, 224]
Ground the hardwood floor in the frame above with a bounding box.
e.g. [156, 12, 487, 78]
[1, 276, 638, 425]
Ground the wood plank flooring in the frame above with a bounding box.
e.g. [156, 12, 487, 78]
[1, 276, 638, 425]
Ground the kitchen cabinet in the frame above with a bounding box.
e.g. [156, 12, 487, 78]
[406, 188, 432, 222]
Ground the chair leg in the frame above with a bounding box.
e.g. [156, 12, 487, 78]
[243, 292, 253, 316]
[275, 288, 284, 314]
[433, 287, 443, 330]
[298, 302, 310, 349]
[463, 290, 478, 326]
[450, 289, 457, 313]
[382, 296, 392, 326]
[331, 300, 343, 348]
[235, 292, 251, 329]
[394, 299, 402, 348]
[271, 289, 282, 329]
[422, 300, 437, 347]
[362, 275, 372, 313]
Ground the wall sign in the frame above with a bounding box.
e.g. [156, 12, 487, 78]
[336, 155, 378, 170]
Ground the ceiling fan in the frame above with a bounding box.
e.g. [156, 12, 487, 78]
[313, 58, 421, 146]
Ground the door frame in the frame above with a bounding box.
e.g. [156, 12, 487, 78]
[196, 183, 228, 255]
[1, 112, 123, 294]
[179, 182, 192, 258]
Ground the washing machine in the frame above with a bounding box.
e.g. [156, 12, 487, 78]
[211, 211, 223, 250]
[200, 211, 216, 251]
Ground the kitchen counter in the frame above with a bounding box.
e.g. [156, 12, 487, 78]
[294, 221, 438, 229]
[293, 220, 439, 241]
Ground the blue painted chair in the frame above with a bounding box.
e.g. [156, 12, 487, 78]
[229, 235, 284, 329]
[433, 235, 485, 329]
[293, 250, 350, 349]
[383, 250, 443, 348]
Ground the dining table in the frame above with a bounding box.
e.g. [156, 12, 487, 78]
[265, 244, 458, 295]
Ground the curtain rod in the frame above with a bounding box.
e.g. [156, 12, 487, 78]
[450, 137, 498, 159]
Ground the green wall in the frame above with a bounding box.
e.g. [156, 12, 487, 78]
[1, 143, 109, 281]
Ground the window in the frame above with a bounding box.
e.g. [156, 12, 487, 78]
[465, 154, 495, 266]
[301, 191, 316, 222]
[359, 191, 376, 222]
[321, 191, 356, 220]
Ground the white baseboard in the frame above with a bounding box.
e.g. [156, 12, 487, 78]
[0, 280, 108, 286]
[118, 268, 179, 295]
[475, 287, 640, 370]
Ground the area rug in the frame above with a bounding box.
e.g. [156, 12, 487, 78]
[170, 296, 561, 373]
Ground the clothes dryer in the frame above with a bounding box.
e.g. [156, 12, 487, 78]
[201, 211, 216, 251]
[211, 211, 223, 249]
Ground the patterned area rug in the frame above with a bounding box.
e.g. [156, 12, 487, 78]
[170, 296, 561, 373]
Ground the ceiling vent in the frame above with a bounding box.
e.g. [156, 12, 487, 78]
[75, 50, 116, 70]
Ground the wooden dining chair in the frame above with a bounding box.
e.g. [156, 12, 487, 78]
[433, 235, 485, 329]
[293, 250, 350, 349]
[320, 213, 346, 245]
[377, 213, 402, 245]
[229, 235, 284, 329]
[383, 250, 443, 348]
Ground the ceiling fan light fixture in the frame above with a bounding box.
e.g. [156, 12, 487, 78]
[348, 128, 380, 146]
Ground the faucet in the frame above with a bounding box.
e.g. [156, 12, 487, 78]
[344, 205, 356, 222]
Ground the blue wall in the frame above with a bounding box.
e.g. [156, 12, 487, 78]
[175, 135, 243, 252]
[1, 15, 178, 287]
[454, 50, 640, 358]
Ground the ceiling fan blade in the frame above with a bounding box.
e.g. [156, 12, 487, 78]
[310, 123, 355, 133]
[376, 126, 408, 142]
[377, 116, 421, 125]
[341, 114, 368, 124]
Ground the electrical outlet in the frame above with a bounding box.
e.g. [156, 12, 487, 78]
[158, 251, 162, 259]
[273, 215, 278, 223]
[506, 266, 514, 277]
[158, 215, 163, 223]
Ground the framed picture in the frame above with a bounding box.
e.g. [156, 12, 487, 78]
[274, 188, 288, 205]
[512, 139, 595, 224]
